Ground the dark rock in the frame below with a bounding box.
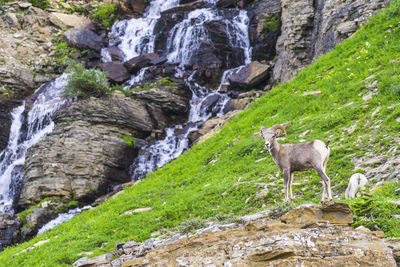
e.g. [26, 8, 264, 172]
[98, 61, 130, 83]
[161, 0, 205, 14]
[228, 61, 272, 90]
[200, 94, 221, 115]
[216, 0, 239, 8]
[0, 97, 23, 151]
[248, 0, 281, 62]
[63, 25, 105, 52]
[103, 46, 125, 61]
[0, 213, 21, 251]
[124, 53, 164, 74]
[127, 0, 148, 14]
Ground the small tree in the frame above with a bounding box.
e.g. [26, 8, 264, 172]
[65, 61, 110, 98]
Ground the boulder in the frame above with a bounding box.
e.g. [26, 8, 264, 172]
[103, 46, 125, 62]
[124, 53, 166, 74]
[228, 61, 271, 90]
[49, 13, 91, 29]
[0, 213, 21, 251]
[280, 202, 354, 226]
[97, 62, 130, 83]
[64, 25, 105, 52]
[26, 208, 57, 228]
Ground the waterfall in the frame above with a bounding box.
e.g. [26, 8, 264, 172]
[105, 1, 252, 180]
[0, 75, 69, 213]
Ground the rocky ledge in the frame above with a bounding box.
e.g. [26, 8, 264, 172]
[73, 202, 400, 267]
[18, 86, 191, 210]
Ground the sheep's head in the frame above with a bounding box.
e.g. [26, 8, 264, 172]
[260, 124, 288, 149]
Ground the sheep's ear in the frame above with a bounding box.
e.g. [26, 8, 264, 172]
[253, 132, 262, 139]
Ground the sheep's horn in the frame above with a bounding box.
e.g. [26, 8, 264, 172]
[271, 124, 288, 136]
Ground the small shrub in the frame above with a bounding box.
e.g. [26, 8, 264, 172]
[263, 16, 281, 33]
[91, 4, 118, 28]
[65, 61, 110, 98]
[28, 0, 49, 9]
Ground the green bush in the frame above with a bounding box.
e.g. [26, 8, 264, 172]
[91, 4, 118, 28]
[65, 61, 110, 97]
[263, 16, 281, 33]
[28, 0, 49, 9]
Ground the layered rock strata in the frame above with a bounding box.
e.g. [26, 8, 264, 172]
[73, 203, 400, 267]
[19, 88, 191, 208]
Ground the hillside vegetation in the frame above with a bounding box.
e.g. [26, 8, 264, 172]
[1, 1, 400, 266]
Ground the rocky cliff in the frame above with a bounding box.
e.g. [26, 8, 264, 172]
[19, 86, 191, 209]
[72, 203, 400, 267]
[272, 0, 390, 83]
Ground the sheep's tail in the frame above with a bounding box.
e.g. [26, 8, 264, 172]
[325, 139, 331, 148]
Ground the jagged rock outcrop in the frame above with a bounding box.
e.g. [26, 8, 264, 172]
[19, 87, 191, 209]
[273, 0, 390, 83]
[73, 202, 400, 267]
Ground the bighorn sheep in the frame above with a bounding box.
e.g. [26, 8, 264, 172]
[345, 173, 368, 199]
[255, 124, 332, 202]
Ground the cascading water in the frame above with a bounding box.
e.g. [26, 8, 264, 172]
[105, 0, 252, 179]
[0, 74, 69, 213]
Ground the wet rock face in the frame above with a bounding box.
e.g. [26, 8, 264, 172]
[77, 203, 398, 267]
[19, 88, 191, 209]
[154, 9, 245, 70]
[0, 213, 21, 252]
[273, 0, 390, 83]
[248, 0, 281, 62]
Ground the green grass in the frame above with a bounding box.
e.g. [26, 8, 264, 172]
[2, 1, 400, 266]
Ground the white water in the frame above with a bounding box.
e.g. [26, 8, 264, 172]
[38, 206, 91, 234]
[108, 1, 253, 179]
[106, 0, 180, 61]
[167, 9, 251, 66]
[0, 74, 69, 213]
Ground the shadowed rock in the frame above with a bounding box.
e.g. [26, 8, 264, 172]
[64, 25, 105, 52]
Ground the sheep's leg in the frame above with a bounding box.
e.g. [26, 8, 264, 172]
[316, 167, 332, 201]
[289, 173, 294, 200]
[283, 170, 290, 202]
[321, 179, 326, 202]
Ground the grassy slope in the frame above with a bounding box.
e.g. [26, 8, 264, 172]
[2, 1, 400, 266]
